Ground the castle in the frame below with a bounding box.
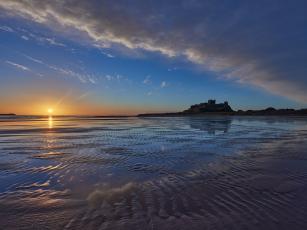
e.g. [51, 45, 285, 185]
[184, 99, 233, 113]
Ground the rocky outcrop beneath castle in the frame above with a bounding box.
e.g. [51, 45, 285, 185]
[183, 100, 233, 113]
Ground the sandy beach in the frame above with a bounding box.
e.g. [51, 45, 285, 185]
[0, 116, 307, 229]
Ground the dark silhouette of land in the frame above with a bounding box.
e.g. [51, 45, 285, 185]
[0, 113, 16, 116]
[2, 100, 307, 117]
[138, 99, 307, 117]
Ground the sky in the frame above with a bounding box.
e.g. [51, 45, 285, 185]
[0, 0, 306, 115]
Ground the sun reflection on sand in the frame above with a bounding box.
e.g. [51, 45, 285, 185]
[48, 116, 53, 129]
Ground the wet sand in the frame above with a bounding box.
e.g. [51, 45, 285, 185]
[0, 116, 307, 229]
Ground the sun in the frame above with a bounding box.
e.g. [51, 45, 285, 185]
[47, 108, 54, 114]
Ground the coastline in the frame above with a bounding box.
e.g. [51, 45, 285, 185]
[137, 112, 307, 117]
[0, 114, 16, 116]
[138, 100, 307, 117]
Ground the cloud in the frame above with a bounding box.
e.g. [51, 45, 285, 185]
[21, 35, 29, 40]
[167, 67, 178, 72]
[43, 37, 66, 47]
[160, 81, 167, 88]
[24, 54, 96, 84]
[143, 75, 151, 84]
[6, 60, 30, 71]
[23, 54, 43, 64]
[1, 1, 307, 102]
[49, 65, 96, 84]
[1, 24, 66, 47]
[104, 74, 123, 82]
[26, 32, 66, 47]
[101, 51, 115, 58]
[105, 75, 113, 81]
[76, 92, 91, 100]
[0, 25, 14, 32]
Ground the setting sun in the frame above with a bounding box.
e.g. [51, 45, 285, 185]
[48, 108, 54, 114]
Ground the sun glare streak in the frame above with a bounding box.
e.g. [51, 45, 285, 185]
[55, 90, 72, 108]
[48, 116, 53, 129]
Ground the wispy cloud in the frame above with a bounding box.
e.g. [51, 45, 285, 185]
[24, 54, 96, 84]
[49, 65, 96, 84]
[143, 75, 151, 85]
[43, 37, 66, 47]
[1, 25, 67, 48]
[0, 25, 14, 32]
[105, 75, 113, 81]
[76, 92, 91, 100]
[167, 67, 178, 72]
[160, 81, 167, 88]
[23, 54, 43, 64]
[105, 74, 123, 82]
[21, 35, 29, 40]
[26, 32, 66, 47]
[1, 1, 307, 101]
[101, 51, 115, 58]
[88, 77, 96, 84]
[6, 60, 30, 71]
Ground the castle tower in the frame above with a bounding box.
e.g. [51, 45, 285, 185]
[208, 99, 216, 105]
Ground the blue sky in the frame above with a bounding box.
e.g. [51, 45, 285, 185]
[0, 1, 306, 115]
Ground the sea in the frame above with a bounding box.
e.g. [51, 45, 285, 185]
[1, 115, 307, 229]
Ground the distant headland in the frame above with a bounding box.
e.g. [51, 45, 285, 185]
[0, 113, 16, 116]
[138, 99, 307, 116]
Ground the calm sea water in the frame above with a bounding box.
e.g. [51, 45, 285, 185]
[1, 116, 307, 229]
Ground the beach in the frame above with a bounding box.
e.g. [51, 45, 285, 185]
[0, 116, 307, 229]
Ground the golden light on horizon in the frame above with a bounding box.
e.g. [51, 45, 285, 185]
[48, 108, 54, 114]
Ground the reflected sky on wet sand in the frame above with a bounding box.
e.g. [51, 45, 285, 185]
[1, 116, 307, 229]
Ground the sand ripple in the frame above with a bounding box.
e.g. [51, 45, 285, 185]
[0, 116, 307, 229]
